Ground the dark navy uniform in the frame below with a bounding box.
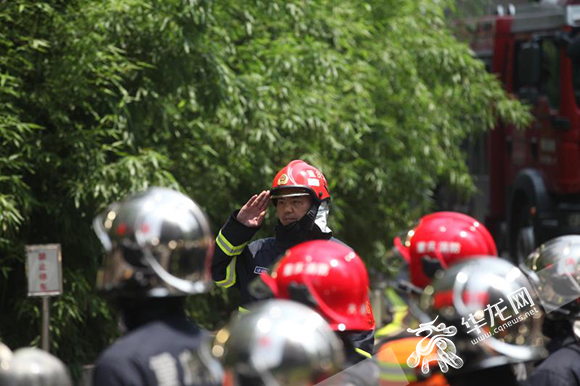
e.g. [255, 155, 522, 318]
[93, 314, 222, 386]
[525, 338, 580, 386]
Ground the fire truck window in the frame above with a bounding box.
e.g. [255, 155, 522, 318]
[540, 39, 560, 108]
[513, 40, 541, 102]
[513, 41, 524, 94]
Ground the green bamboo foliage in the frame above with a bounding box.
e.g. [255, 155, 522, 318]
[0, 0, 530, 374]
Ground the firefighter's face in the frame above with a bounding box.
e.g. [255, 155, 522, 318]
[276, 190, 312, 226]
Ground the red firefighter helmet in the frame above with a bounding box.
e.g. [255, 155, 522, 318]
[395, 212, 497, 288]
[270, 160, 330, 202]
[259, 240, 375, 331]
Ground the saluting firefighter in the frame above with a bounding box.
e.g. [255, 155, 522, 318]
[211, 160, 375, 357]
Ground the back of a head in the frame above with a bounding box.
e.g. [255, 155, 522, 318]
[93, 187, 214, 298]
[256, 240, 375, 332]
[0, 347, 72, 386]
[394, 212, 497, 288]
[216, 299, 345, 386]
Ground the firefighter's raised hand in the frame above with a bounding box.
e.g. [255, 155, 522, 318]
[237, 190, 270, 228]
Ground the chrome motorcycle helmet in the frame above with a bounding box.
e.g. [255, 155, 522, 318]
[419, 257, 546, 372]
[0, 347, 72, 386]
[93, 187, 214, 297]
[215, 299, 344, 386]
[520, 235, 580, 319]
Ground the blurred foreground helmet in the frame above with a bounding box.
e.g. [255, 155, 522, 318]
[419, 258, 546, 373]
[520, 235, 580, 319]
[93, 187, 214, 297]
[215, 299, 344, 386]
[253, 240, 375, 331]
[0, 342, 12, 375]
[394, 212, 497, 288]
[0, 347, 72, 386]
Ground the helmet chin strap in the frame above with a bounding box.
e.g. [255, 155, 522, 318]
[301, 201, 320, 231]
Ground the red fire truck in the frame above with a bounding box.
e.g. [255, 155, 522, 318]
[460, 1, 580, 263]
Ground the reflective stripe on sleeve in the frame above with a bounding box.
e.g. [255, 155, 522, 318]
[215, 256, 237, 288]
[355, 348, 372, 358]
[216, 230, 248, 257]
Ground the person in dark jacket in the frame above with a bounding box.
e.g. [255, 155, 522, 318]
[211, 159, 375, 358]
[92, 187, 223, 386]
[520, 235, 580, 386]
[212, 160, 335, 309]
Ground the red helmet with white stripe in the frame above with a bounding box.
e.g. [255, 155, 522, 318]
[395, 212, 498, 288]
[270, 160, 330, 203]
[259, 240, 375, 331]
